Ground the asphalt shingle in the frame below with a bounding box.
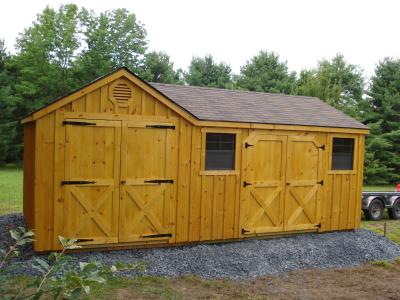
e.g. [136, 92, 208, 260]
[151, 83, 368, 130]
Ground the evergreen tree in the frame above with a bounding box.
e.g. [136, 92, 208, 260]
[237, 51, 296, 94]
[0, 40, 19, 162]
[362, 58, 400, 184]
[184, 55, 232, 88]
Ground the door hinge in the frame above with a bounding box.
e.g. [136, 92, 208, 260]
[244, 142, 254, 149]
[146, 124, 175, 129]
[62, 180, 96, 185]
[317, 145, 325, 150]
[243, 181, 252, 187]
[317, 180, 324, 186]
[241, 228, 250, 235]
[144, 179, 174, 184]
[315, 223, 322, 228]
[142, 233, 172, 238]
[63, 121, 96, 126]
[76, 238, 94, 243]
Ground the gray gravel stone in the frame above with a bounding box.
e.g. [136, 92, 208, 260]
[2, 213, 400, 279]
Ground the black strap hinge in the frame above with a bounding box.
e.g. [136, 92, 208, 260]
[146, 125, 175, 129]
[241, 228, 250, 235]
[62, 180, 96, 185]
[317, 180, 324, 186]
[315, 223, 322, 228]
[144, 179, 174, 184]
[243, 181, 252, 187]
[245, 142, 254, 148]
[142, 233, 172, 238]
[317, 145, 325, 150]
[63, 121, 96, 126]
[76, 238, 94, 243]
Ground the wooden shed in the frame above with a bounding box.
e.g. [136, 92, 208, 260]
[22, 67, 369, 252]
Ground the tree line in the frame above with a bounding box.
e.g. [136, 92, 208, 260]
[0, 4, 399, 185]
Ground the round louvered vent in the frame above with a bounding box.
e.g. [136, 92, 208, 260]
[112, 82, 132, 101]
[109, 78, 135, 106]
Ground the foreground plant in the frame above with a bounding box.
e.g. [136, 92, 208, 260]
[0, 229, 142, 299]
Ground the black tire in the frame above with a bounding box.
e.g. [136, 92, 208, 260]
[365, 199, 384, 221]
[388, 199, 400, 220]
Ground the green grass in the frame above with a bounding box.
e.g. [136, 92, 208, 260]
[0, 166, 23, 215]
[361, 211, 400, 244]
[363, 185, 395, 192]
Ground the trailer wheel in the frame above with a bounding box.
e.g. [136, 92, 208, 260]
[388, 200, 400, 220]
[365, 199, 384, 221]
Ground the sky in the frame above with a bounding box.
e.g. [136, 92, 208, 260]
[1, 0, 399, 79]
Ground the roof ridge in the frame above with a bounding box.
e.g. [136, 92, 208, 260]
[150, 82, 318, 100]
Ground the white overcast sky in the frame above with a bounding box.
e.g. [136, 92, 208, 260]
[1, 0, 399, 78]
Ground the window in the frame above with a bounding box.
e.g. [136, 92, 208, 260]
[205, 133, 236, 170]
[331, 138, 355, 170]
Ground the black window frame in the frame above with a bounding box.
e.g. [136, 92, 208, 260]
[331, 137, 355, 170]
[205, 133, 236, 171]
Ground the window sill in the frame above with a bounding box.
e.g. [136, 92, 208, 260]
[328, 170, 356, 175]
[199, 170, 240, 176]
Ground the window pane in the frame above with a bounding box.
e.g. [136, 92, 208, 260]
[205, 133, 235, 170]
[332, 138, 354, 170]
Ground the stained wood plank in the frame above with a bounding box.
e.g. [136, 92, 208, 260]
[23, 122, 35, 230]
[189, 127, 202, 241]
[212, 176, 225, 240]
[34, 112, 55, 251]
[223, 175, 236, 239]
[176, 119, 192, 242]
[339, 174, 350, 229]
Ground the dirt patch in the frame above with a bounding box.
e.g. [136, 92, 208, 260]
[107, 260, 400, 299]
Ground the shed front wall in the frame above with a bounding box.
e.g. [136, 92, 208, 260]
[26, 76, 366, 251]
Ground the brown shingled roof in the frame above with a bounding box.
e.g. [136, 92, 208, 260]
[150, 83, 368, 130]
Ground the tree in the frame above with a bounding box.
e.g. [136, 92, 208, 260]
[362, 58, 400, 184]
[0, 40, 19, 162]
[296, 54, 365, 118]
[237, 51, 296, 94]
[74, 8, 147, 83]
[184, 55, 232, 88]
[140, 51, 182, 83]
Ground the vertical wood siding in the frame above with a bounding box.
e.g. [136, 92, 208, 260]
[26, 75, 366, 251]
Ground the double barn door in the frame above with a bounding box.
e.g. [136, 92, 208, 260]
[61, 118, 176, 245]
[241, 134, 324, 235]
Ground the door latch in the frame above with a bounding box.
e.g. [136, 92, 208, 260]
[243, 181, 252, 187]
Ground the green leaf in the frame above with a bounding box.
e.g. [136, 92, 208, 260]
[9, 229, 20, 241]
[34, 258, 50, 271]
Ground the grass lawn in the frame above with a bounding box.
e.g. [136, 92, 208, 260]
[0, 165, 23, 215]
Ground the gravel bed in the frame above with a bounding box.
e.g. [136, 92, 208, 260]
[2, 213, 400, 279]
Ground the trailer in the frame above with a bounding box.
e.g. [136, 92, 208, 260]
[362, 192, 400, 221]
